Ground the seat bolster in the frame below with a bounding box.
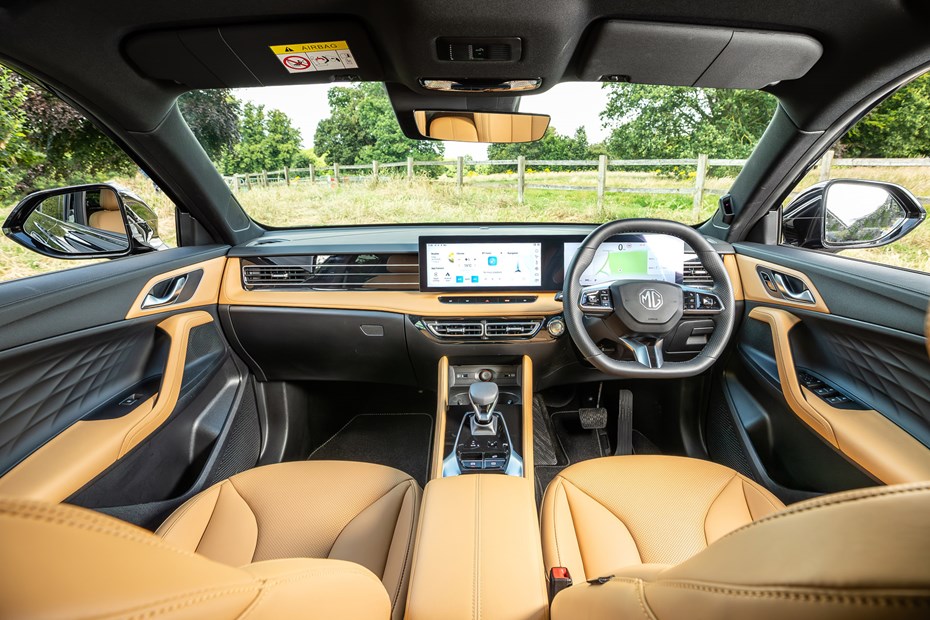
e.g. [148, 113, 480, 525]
[241, 558, 391, 619]
[328, 478, 421, 620]
[551, 579, 646, 620]
[156, 479, 259, 566]
[541, 476, 587, 581]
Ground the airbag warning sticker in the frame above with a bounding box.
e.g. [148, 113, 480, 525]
[269, 40, 359, 74]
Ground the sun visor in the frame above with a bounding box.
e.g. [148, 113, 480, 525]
[124, 20, 383, 88]
[579, 21, 822, 89]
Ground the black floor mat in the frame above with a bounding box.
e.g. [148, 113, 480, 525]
[551, 411, 603, 463]
[308, 413, 432, 488]
[532, 395, 558, 466]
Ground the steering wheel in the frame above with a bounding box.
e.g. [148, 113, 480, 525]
[563, 219, 736, 378]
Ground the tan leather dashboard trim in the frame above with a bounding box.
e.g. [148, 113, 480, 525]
[221, 258, 562, 316]
[722, 254, 744, 301]
[748, 306, 930, 484]
[522, 356, 534, 486]
[126, 257, 226, 319]
[736, 254, 829, 313]
[431, 356, 449, 481]
[0, 311, 214, 503]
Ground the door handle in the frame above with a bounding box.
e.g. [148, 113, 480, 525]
[771, 272, 815, 304]
[142, 274, 188, 309]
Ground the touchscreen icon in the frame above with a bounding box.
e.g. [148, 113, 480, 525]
[471, 276, 480, 283]
[488, 256, 498, 266]
[456, 276, 464, 283]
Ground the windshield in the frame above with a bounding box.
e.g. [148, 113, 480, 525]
[181, 83, 776, 227]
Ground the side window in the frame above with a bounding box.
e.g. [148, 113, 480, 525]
[0, 65, 176, 283]
[782, 73, 930, 273]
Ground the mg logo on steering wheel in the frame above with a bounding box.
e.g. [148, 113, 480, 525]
[640, 289, 664, 310]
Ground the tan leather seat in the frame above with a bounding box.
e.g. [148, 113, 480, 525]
[0, 460, 420, 619]
[428, 115, 479, 141]
[89, 188, 126, 233]
[541, 455, 784, 579]
[550, 481, 930, 619]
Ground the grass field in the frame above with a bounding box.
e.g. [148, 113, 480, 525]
[2, 166, 928, 281]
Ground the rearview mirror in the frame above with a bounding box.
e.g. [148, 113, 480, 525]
[2, 184, 165, 259]
[413, 111, 550, 143]
[782, 179, 926, 251]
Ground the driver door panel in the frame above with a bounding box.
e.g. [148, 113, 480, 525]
[717, 242, 930, 494]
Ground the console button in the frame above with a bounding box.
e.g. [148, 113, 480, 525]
[483, 458, 507, 469]
[462, 459, 484, 470]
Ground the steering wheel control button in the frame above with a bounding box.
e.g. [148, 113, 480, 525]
[683, 290, 723, 314]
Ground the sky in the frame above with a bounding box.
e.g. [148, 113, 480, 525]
[235, 82, 611, 160]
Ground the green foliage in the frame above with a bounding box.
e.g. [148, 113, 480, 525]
[314, 83, 443, 165]
[487, 126, 595, 171]
[178, 89, 240, 162]
[222, 103, 304, 173]
[293, 148, 327, 169]
[840, 74, 930, 157]
[0, 70, 43, 202]
[601, 83, 776, 161]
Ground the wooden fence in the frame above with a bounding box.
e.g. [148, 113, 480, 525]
[223, 152, 930, 218]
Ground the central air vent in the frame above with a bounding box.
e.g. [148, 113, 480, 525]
[424, 319, 542, 340]
[241, 254, 419, 291]
[682, 259, 714, 288]
[425, 322, 484, 338]
[484, 321, 542, 337]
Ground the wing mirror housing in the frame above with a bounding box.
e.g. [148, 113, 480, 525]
[782, 179, 926, 251]
[2, 183, 166, 259]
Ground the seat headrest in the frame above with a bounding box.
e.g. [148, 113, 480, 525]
[428, 116, 479, 142]
[100, 188, 121, 211]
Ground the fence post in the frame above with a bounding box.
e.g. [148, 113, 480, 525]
[819, 149, 835, 182]
[245, 174, 252, 191]
[372, 161, 379, 185]
[597, 154, 607, 207]
[284, 166, 290, 186]
[333, 163, 340, 187]
[261, 170, 268, 187]
[517, 155, 526, 204]
[309, 164, 315, 185]
[692, 154, 708, 219]
[233, 174, 241, 192]
[456, 156, 464, 190]
[407, 156, 414, 183]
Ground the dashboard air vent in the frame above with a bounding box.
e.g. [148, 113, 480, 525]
[424, 319, 542, 340]
[682, 259, 714, 287]
[241, 254, 418, 291]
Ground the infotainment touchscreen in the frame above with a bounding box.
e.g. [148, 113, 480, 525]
[563, 235, 684, 286]
[421, 240, 542, 290]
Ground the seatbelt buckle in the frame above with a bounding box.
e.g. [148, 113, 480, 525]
[548, 566, 573, 603]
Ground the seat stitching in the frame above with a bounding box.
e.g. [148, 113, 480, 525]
[123, 585, 260, 620]
[654, 581, 930, 605]
[635, 579, 658, 620]
[473, 475, 480, 620]
[701, 473, 740, 547]
[389, 482, 418, 616]
[717, 483, 930, 543]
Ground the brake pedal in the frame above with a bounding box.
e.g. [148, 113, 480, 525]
[579, 383, 607, 430]
[616, 389, 633, 456]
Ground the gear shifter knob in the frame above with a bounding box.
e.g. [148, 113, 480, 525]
[469, 382, 499, 425]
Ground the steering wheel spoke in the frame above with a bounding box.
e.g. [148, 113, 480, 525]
[578, 285, 614, 317]
[619, 336, 666, 368]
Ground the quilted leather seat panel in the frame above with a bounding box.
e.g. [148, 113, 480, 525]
[0, 324, 156, 475]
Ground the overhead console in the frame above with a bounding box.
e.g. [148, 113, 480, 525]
[579, 20, 822, 89]
[124, 20, 383, 88]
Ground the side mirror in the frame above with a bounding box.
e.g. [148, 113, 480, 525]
[2, 184, 165, 259]
[782, 179, 925, 251]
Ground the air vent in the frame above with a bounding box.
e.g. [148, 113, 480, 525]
[682, 260, 714, 287]
[241, 254, 418, 291]
[484, 321, 542, 338]
[425, 322, 484, 338]
[424, 319, 542, 340]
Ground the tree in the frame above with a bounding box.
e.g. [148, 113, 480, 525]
[840, 74, 930, 157]
[314, 83, 443, 165]
[178, 90, 240, 162]
[0, 69, 43, 202]
[222, 103, 304, 173]
[601, 83, 776, 160]
[486, 126, 593, 170]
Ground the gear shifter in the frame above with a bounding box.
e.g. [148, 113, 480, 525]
[469, 381, 499, 425]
